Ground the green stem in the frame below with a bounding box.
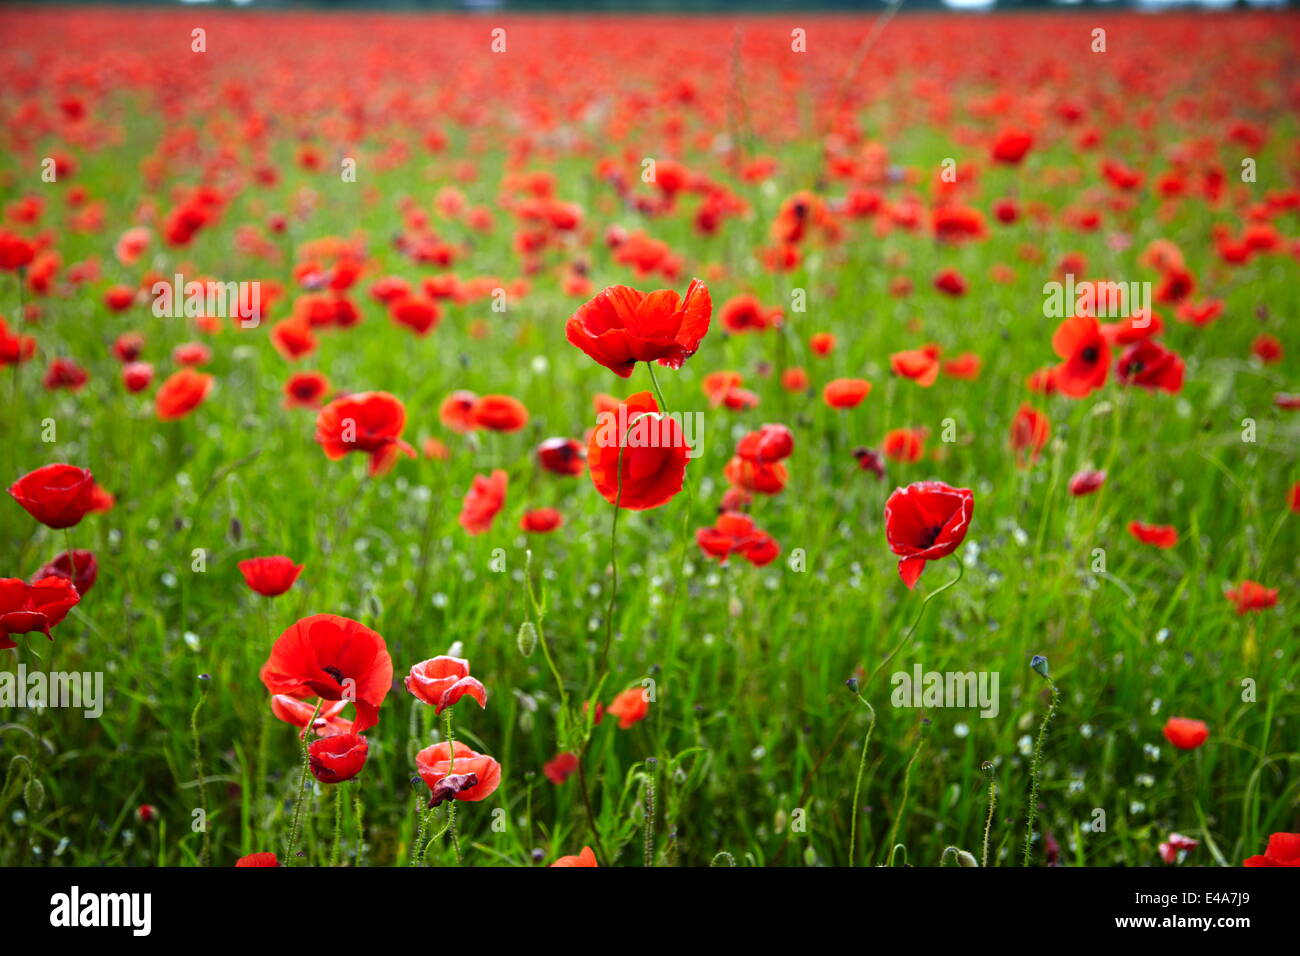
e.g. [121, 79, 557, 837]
[1023, 680, 1060, 866]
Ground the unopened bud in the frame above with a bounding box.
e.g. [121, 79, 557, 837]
[1030, 655, 1050, 680]
[516, 621, 538, 657]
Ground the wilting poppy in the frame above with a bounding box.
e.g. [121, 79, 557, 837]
[536, 437, 584, 476]
[607, 686, 651, 728]
[415, 741, 501, 804]
[1224, 579, 1278, 615]
[237, 556, 303, 597]
[459, 469, 508, 534]
[405, 656, 488, 714]
[9, 463, 96, 529]
[308, 733, 369, 783]
[155, 368, 214, 421]
[565, 279, 712, 377]
[697, 512, 779, 567]
[587, 391, 688, 510]
[1051, 315, 1110, 398]
[31, 549, 97, 596]
[235, 853, 280, 867]
[1162, 717, 1208, 750]
[315, 391, 416, 477]
[1129, 521, 1178, 549]
[823, 378, 872, 409]
[259, 613, 393, 733]
[883, 480, 974, 589]
[1243, 832, 1300, 867]
[0, 577, 81, 649]
[550, 846, 599, 867]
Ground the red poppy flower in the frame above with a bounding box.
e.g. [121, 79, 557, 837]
[43, 358, 88, 392]
[237, 556, 303, 597]
[9, 463, 96, 530]
[155, 368, 214, 421]
[31, 549, 97, 596]
[1067, 469, 1106, 497]
[607, 686, 651, 729]
[1010, 404, 1051, 468]
[697, 512, 779, 567]
[471, 394, 529, 432]
[521, 507, 564, 532]
[405, 656, 488, 714]
[459, 469, 508, 533]
[543, 752, 580, 785]
[823, 378, 872, 409]
[809, 332, 836, 356]
[439, 390, 479, 433]
[587, 391, 688, 510]
[415, 741, 501, 804]
[719, 294, 782, 333]
[933, 268, 967, 296]
[235, 852, 280, 867]
[853, 446, 887, 479]
[536, 437, 585, 476]
[1162, 717, 1208, 751]
[315, 391, 416, 477]
[271, 694, 354, 739]
[882, 428, 925, 463]
[943, 353, 981, 380]
[259, 614, 393, 733]
[308, 733, 369, 783]
[283, 371, 330, 409]
[1251, 334, 1283, 364]
[1159, 833, 1198, 864]
[883, 480, 974, 589]
[550, 846, 599, 867]
[1243, 832, 1300, 867]
[0, 577, 81, 649]
[1129, 521, 1178, 549]
[991, 127, 1034, 164]
[736, 423, 793, 464]
[0, 317, 36, 366]
[1116, 340, 1184, 393]
[781, 366, 809, 391]
[723, 455, 787, 495]
[701, 371, 758, 410]
[122, 362, 153, 393]
[1224, 579, 1278, 615]
[1051, 315, 1110, 398]
[565, 279, 712, 377]
[388, 294, 440, 336]
[891, 345, 941, 387]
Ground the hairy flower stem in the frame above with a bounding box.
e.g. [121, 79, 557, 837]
[443, 711, 462, 865]
[643, 761, 658, 868]
[285, 699, 322, 865]
[982, 771, 998, 868]
[1023, 679, 1059, 866]
[190, 679, 211, 866]
[329, 785, 344, 867]
[645, 362, 695, 651]
[884, 733, 925, 867]
[847, 556, 963, 865]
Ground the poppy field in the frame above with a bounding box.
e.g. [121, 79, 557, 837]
[1, 6, 1298, 871]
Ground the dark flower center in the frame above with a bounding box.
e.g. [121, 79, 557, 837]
[918, 524, 944, 548]
[1081, 346, 1099, 364]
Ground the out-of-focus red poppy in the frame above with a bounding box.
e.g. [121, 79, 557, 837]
[439, 390, 479, 433]
[697, 512, 779, 566]
[1251, 333, 1283, 364]
[991, 127, 1034, 164]
[155, 368, 213, 421]
[1224, 579, 1277, 615]
[701, 370, 758, 410]
[607, 686, 651, 728]
[9, 463, 96, 529]
[1243, 833, 1300, 867]
[308, 733, 369, 783]
[0, 577, 81, 649]
[809, 332, 836, 356]
[235, 853, 280, 867]
[459, 469, 508, 533]
[315, 391, 416, 477]
[31, 549, 97, 596]
[943, 353, 981, 380]
[853, 446, 887, 479]
[405, 656, 488, 714]
[43, 357, 88, 392]
[536, 437, 584, 476]
[1010, 404, 1051, 468]
[781, 366, 809, 391]
[719, 294, 782, 333]
[823, 378, 871, 409]
[883, 480, 973, 589]
[0, 317, 36, 366]
[1067, 469, 1106, 497]
[237, 556, 303, 597]
[415, 741, 501, 804]
[882, 428, 925, 463]
[1116, 340, 1184, 393]
[565, 279, 711, 377]
[550, 846, 598, 867]
[471, 394, 529, 432]
[521, 507, 564, 532]
[1129, 521, 1178, 549]
[1159, 833, 1198, 865]
[1051, 315, 1109, 398]
[122, 362, 153, 393]
[933, 268, 967, 296]
[283, 371, 329, 409]
[259, 613, 393, 733]
[587, 391, 688, 510]
[1162, 717, 1208, 751]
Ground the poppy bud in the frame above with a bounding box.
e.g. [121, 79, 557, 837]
[516, 621, 538, 657]
[24, 777, 44, 812]
[845, 677, 860, 694]
[228, 517, 243, 544]
[957, 849, 978, 867]
[1030, 655, 1050, 680]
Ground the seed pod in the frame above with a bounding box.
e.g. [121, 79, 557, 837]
[516, 621, 538, 657]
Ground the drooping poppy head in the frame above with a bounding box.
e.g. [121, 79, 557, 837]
[883, 481, 974, 589]
[237, 556, 304, 597]
[459, 469, 508, 534]
[155, 368, 214, 421]
[31, 549, 97, 596]
[259, 614, 393, 733]
[550, 846, 599, 867]
[8, 463, 96, 529]
[415, 741, 501, 804]
[315, 391, 416, 477]
[0, 576, 81, 649]
[308, 733, 369, 783]
[587, 391, 689, 510]
[405, 656, 488, 714]
[1162, 717, 1209, 751]
[565, 279, 712, 377]
[607, 686, 651, 729]
[1051, 315, 1110, 399]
